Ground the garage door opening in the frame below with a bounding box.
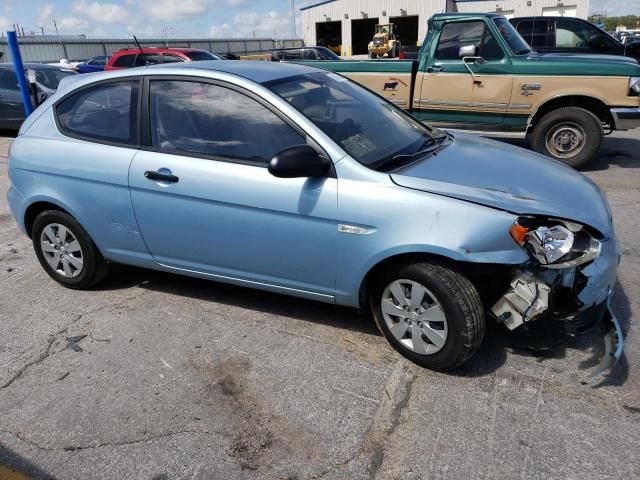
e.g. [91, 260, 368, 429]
[316, 21, 342, 54]
[389, 15, 419, 46]
[351, 17, 379, 55]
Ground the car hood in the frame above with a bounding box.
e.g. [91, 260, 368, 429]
[519, 51, 640, 75]
[390, 133, 613, 235]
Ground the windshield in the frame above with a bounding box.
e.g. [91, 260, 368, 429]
[265, 72, 444, 170]
[376, 25, 390, 34]
[185, 51, 218, 61]
[316, 47, 341, 60]
[34, 68, 75, 90]
[493, 17, 531, 54]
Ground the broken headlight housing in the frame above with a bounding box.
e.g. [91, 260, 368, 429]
[509, 218, 601, 269]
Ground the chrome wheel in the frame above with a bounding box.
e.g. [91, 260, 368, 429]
[381, 279, 448, 355]
[545, 122, 586, 159]
[40, 223, 84, 278]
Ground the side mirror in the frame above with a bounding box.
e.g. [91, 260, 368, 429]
[458, 44, 477, 58]
[268, 145, 329, 178]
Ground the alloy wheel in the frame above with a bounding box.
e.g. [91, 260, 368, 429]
[40, 223, 84, 278]
[381, 279, 448, 355]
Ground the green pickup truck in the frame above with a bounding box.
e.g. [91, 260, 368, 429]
[308, 13, 640, 168]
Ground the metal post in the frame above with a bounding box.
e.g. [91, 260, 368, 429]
[7, 31, 33, 116]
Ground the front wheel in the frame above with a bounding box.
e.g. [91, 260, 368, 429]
[529, 107, 603, 169]
[369, 51, 377, 59]
[370, 262, 485, 371]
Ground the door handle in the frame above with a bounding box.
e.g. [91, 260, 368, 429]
[144, 170, 179, 183]
[427, 65, 443, 72]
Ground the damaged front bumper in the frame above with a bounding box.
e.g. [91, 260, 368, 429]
[491, 235, 623, 374]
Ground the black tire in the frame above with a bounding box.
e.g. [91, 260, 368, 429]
[369, 51, 377, 59]
[370, 262, 485, 371]
[32, 210, 110, 289]
[529, 107, 603, 169]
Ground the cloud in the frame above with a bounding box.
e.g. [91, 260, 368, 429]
[58, 16, 89, 30]
[72, 1, 129, 24]
[139, 0, 217, 21]
[590, 0, 640, 15]
[37, 4, 55, 28]
[0, 16, 12, 31]
[210, 10, 290, 38]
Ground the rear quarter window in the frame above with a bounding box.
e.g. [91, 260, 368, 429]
[56, 80, 140, 145]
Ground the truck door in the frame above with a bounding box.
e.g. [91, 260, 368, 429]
[416, 20, 514, 131]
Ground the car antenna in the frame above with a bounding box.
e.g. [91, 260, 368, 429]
[133, 35, 149, 65]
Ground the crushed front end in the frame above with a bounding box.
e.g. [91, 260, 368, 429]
[491, 217, 623, 375]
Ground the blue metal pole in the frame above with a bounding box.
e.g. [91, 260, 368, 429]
[7, 30, 34, 116]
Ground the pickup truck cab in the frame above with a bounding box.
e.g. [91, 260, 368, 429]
[309, 13, 640, 168]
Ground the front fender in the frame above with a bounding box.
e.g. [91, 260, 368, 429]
[333, 176, 529, 307]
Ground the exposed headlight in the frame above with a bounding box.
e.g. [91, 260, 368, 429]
[510, 218, 601, 269]
[630, 77, 640, 96]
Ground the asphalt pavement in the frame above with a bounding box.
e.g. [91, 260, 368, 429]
[0, 130, 639, 479]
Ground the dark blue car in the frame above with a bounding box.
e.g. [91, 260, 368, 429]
[76, 56, 111, 74]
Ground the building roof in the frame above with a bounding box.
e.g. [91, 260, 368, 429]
[300, 0, 337, 12]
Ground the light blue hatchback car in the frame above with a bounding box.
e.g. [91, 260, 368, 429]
[6, 61, 622, 370]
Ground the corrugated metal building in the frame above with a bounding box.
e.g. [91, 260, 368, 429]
[0, 38, 304, 64]
[300, 0, 589, 56]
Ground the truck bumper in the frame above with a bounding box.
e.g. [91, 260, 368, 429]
[611, 107, 640, 130]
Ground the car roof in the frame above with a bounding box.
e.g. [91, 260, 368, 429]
[115, 47, 205, 54]
[55, 60, 324, 95]
[149, 60, 322, 83]
[271, 47, 323, 51]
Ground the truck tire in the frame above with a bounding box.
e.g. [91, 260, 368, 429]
[369, 261, 485, 371]
[369, 51, 377, 59]
[529, 107, 603, 169]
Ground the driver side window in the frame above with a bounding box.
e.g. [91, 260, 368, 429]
[149, 80, 305, 164]
[553, 19, 604, 49]
[435, 21, 503, 61]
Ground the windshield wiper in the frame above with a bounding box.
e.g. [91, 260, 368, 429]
[376, 137, 447, 172]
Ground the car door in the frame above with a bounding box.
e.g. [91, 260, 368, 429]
[0, 68, 26, 128]
[128, 77, 338, 299]
[417, 20, 513, 129]
[552, 18, 618, 55]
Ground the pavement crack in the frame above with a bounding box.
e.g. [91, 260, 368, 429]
[0, 335, 56, 389]
[0, 289, 149, 390]
[0, 428, 218, 452]
[317, 362, 416, 480]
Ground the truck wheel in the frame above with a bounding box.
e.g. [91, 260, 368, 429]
[369, 51, 377, 59]
[530, 107, 603, 169]
[369, 262, 485, 371]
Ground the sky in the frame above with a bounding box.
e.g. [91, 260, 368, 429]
[0, 0, 639, 39]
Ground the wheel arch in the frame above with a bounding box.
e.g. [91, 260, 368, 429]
[528, 95, 613, 130]
[23, 198, 78, 238]
[356, 250, 514, 311]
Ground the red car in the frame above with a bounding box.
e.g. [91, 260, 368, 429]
[104, 47, 221, 70]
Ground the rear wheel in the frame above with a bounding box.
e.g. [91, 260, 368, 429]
[370, 262, 485, 371]
[529, 107, 603, 169]
[32, 210, 110, 289]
